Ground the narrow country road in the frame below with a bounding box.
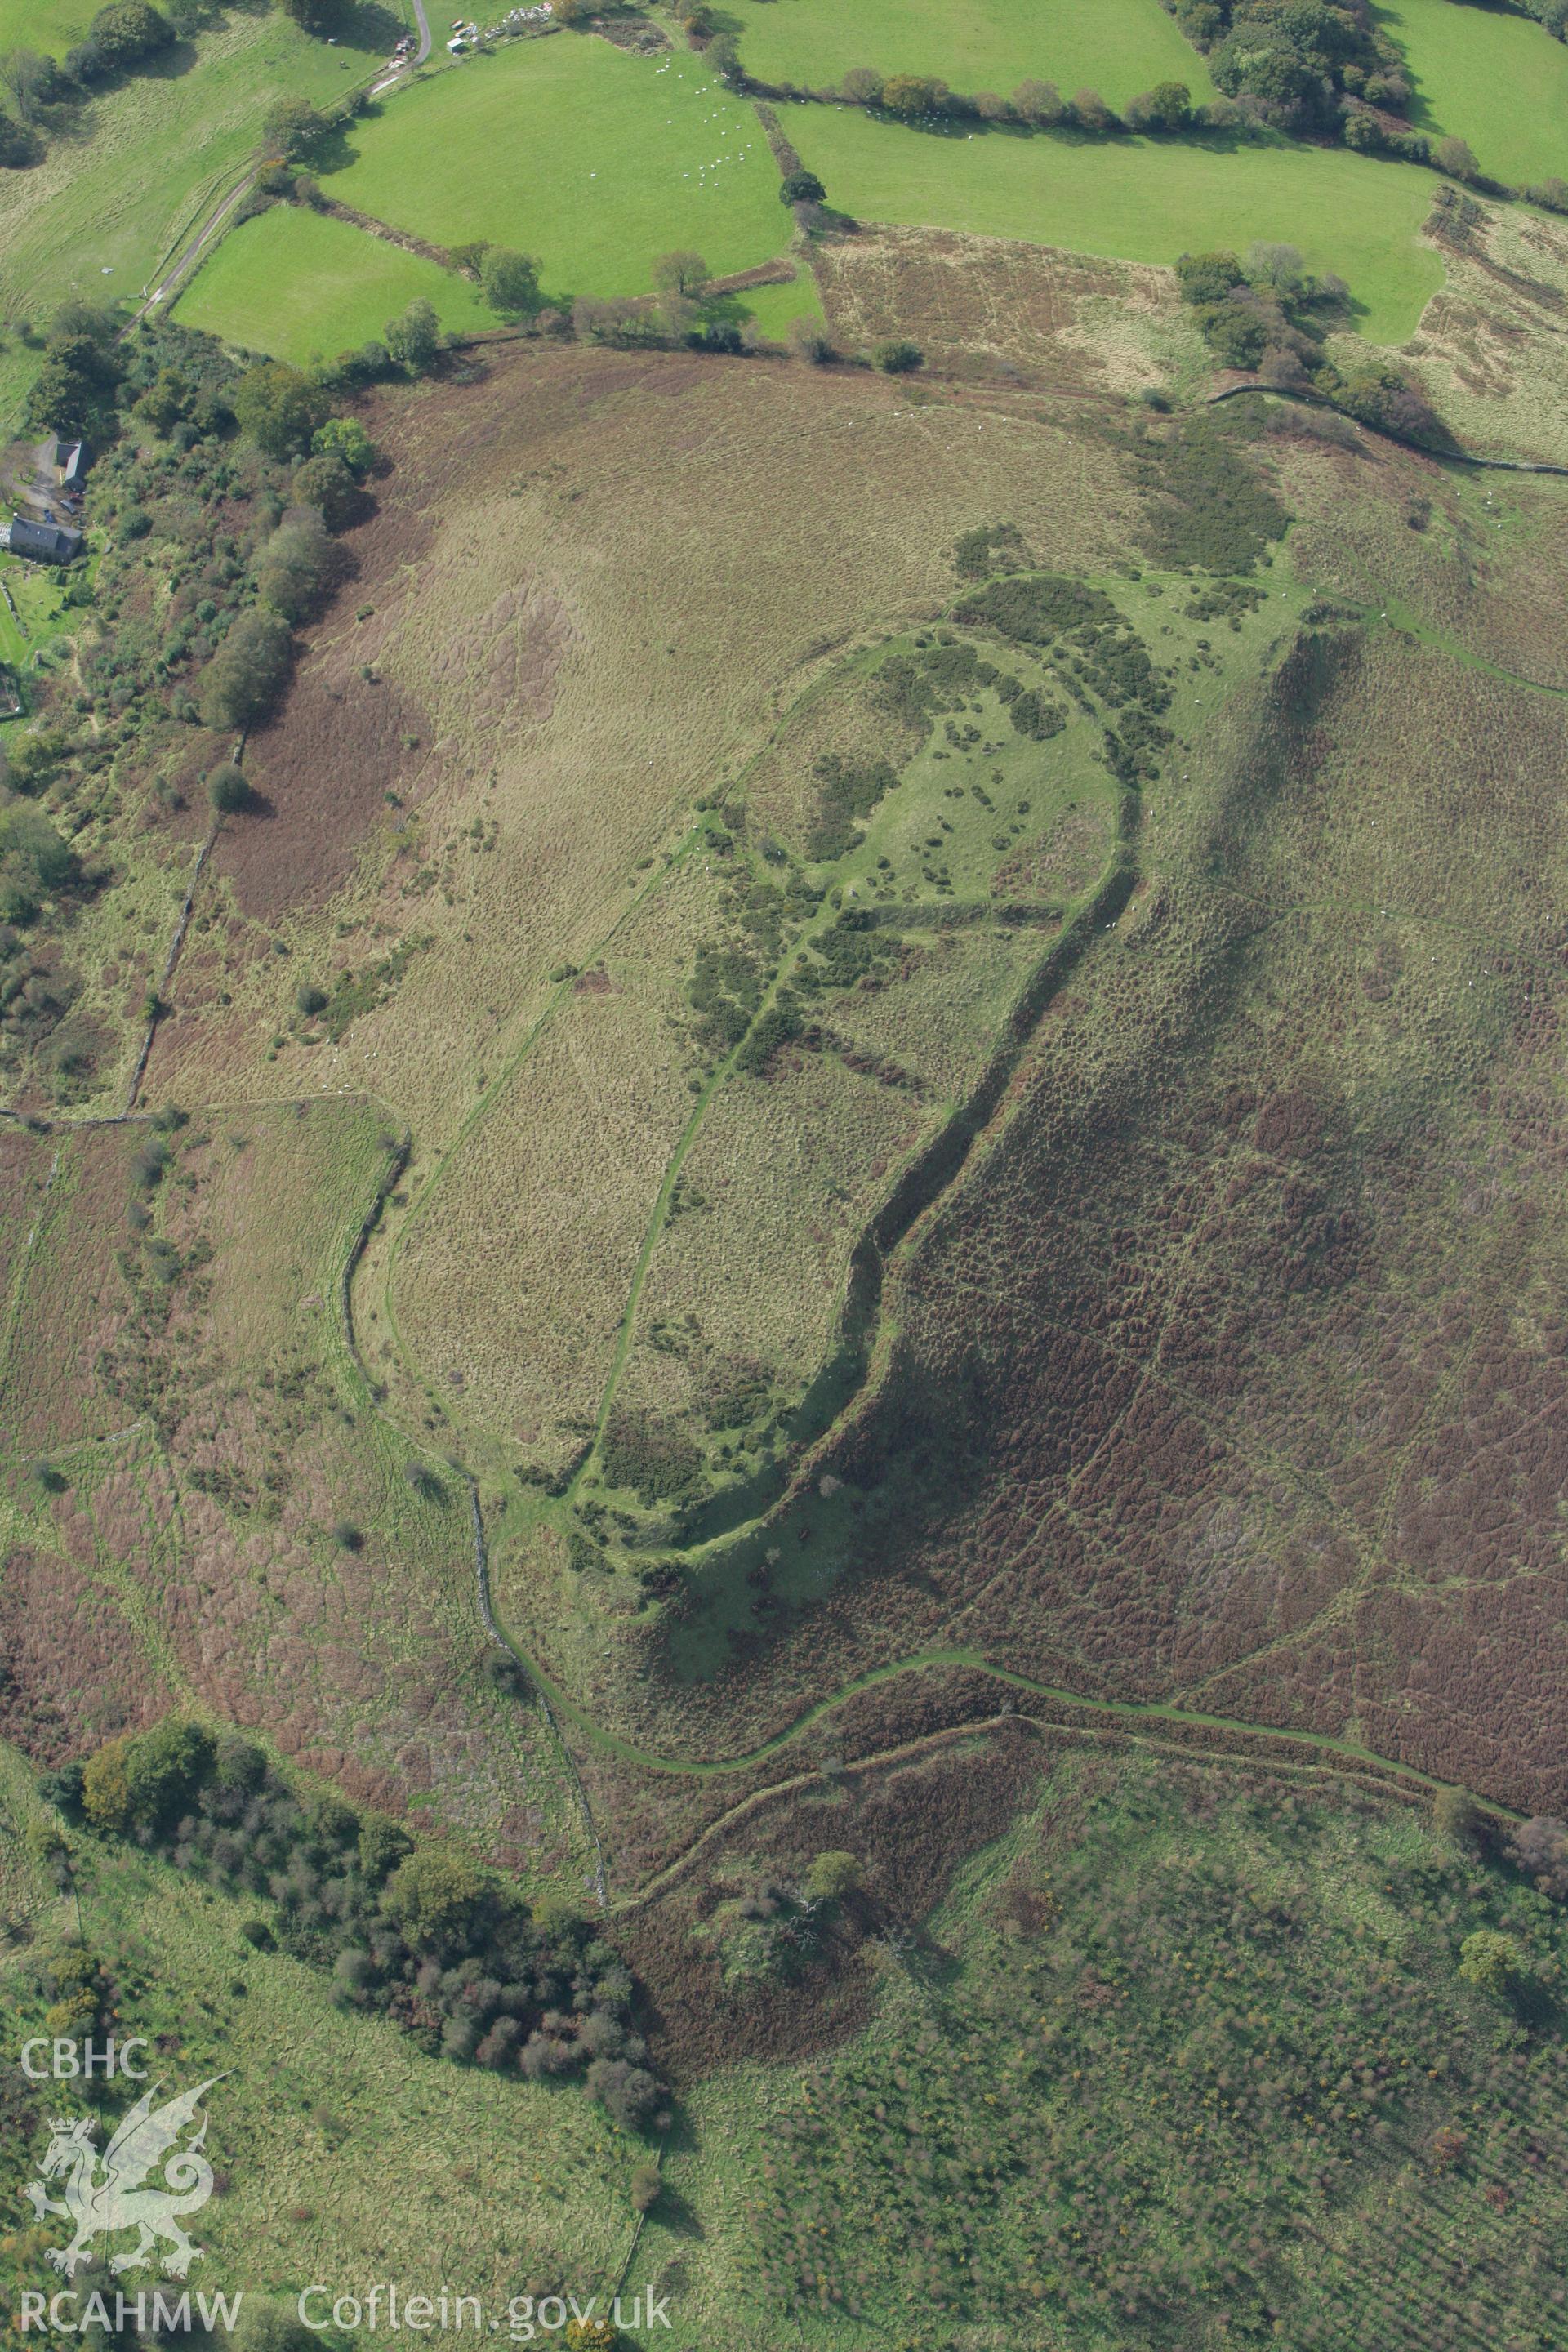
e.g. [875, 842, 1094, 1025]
[135, 172, 258, 320]
[412, 0, 432, 65]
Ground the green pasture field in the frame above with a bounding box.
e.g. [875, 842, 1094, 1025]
[786, 101, 1446, 342]
[733, 0, 1218, 109]
[0, 6, 408, 425]
[1377, 0, 1568, 190]
[176, 203, 494, 362]
[322, 33, 791, 300]
[0, 554, 73, 686]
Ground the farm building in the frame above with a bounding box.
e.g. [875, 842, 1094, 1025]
[34, 436, 91, 490]
[1, 516, 82, 563]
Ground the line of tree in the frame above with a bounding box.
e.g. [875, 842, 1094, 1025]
[705, 2, 1554, 190]
[43, 1719, 670, 2133]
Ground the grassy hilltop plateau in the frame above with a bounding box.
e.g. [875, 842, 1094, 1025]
[7, 0, 1568, 2345]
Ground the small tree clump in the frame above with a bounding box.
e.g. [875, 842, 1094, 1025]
[312, 414, 376, 474]
[256, 506, 349, 623]
[197, 608, 293, 732]
[1431, 1785, 1481, 1847]
[1510, 1815, 1568, 1899]
[479, 246, 542, 318]
[233, 359, 327, 459]
[1458, 1927, 1526, 1997]
[804, 1850, 861, 1904]
[653, 248, 709, 298]
[630, 2163, 662, 2213]
[879, 74, 948, 118]
[207, 764, 251, 816]
[385, 298, 441, 375]
[1069, 86, 1117, 131]
[261, 97, 329, 161]
[1012, 78, 1065, 125]
[1433, 133, 1481, 184]
[1125, 80, 1191, 131]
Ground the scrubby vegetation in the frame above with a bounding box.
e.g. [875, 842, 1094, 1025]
[1173, 243, 1450, 442]
[724, 1757, 1568, 2345]
[0, 314, 386, 1098]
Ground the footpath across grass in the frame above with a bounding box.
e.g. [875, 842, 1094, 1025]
[1375, 0, 1568, 192]
[789, 104, 1446, 343]
[323, 32, 791, 299]
[176, 203, 494, 363]
[737, 0, 1218, 111]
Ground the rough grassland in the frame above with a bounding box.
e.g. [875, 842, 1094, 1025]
[814, 225, 1210, 394]
[785, 104, 1446, 342]
[323, 36, 788, 299]
[0, 7, 392, 400]
[0, 0, 95, 55]
[176, 203, 494, 363]
[1379, 0, 1568, 191]
[736, 0, 1218, 108]
[142, 339, 1129, 1161]
[1406, 187, 1568, 466]
[0, 1102, 590, 1881]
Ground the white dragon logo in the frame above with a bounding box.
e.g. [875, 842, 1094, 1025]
[24, 2077, 225, 2278]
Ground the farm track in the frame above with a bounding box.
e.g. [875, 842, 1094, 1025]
[611, 1711, 1454, 1915]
